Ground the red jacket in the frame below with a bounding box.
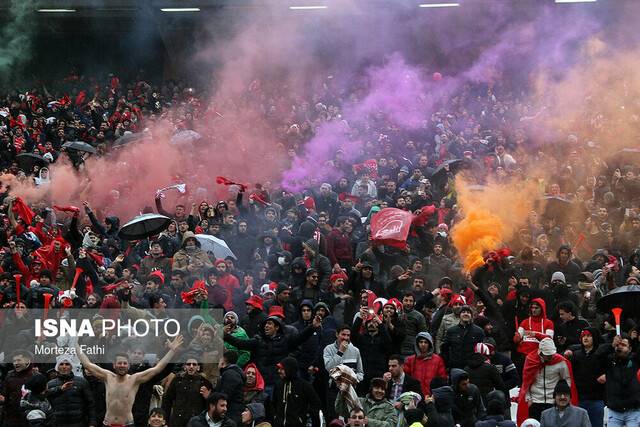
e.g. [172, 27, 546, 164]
[404, 348, 447, 396]
[326, 228, 353, 266]
[516, 297, 554, 355]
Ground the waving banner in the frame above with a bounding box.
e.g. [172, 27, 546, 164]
[370, 208, 414, 249]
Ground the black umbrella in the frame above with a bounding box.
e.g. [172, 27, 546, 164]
[62, 141, 97, 154]
[118, 214, 171, 241]
[16, 153, 46, 171]
[596, 285, 640, 316]
[540, 195, 572, 221]
[612, 148, 640, 162]
[431, 159, 467, 183]
[112, 132, 147, 149]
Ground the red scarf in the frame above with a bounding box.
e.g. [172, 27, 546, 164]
[517, 352, 578, 426]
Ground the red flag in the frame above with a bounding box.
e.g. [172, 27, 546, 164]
[370, 208, 414, 250]
[75, 90, 86, 106]
[216, 176, 248, 191]
[11, 197, 35, 225]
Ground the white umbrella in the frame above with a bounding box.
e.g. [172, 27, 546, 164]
[195, 234, 236, 260]
[171, 130, 202, 145]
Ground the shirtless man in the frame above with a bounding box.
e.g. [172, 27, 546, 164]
[76, 335, 184, 427]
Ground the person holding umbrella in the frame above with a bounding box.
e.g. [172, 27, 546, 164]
[173, 232, 213, 279]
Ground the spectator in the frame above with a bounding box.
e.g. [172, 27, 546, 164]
[383, 355, 422, 405]
[539, 380, 591, 427]
[403, 332, 446, 397]
[46, 356, 96, 427]
[601, 335, 640, 427]
[187, 392, 236, 427]
[451, 369, 486, 427]
[273, 357, 322, 427]
[162, 357, 213, 427]
[2, 350, 35, 427]
[441, 305, 485, 370]
[335, 378, 397, 427]
[215, 351, 246, 425]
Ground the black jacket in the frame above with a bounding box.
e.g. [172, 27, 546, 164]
[603, 347, 640, 412]
[441, 322, 485, 370]
[240, 309, 268, 338]
[162, 372, 212, 427]
[214, 364, 246, 424]
[46, 373, 96, 427]
[352, 317, 393, 386]
[224, 316, 318, 386]
[451, 369, 486, 427]
[272, 357, 322, 427]
[568, 328, 606, 401]
[464, 354, 507, 403]
[187, 411, 237, 427]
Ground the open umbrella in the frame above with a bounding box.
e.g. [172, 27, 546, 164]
[540, 195, 572, 221]
[118, 214, 171, 241]
[16, 153, 46, 171]
[596, 285, 640, 316]
[112, 132, 147, 149]
[612, 148, 640, 163]
[431, 159, 468, 184]
[170, 130, 202, 145]
[195, 234, 236, 260]
[62, 141, 97, 154]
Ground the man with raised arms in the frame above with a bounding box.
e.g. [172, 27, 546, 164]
[76, 335, 184, 427]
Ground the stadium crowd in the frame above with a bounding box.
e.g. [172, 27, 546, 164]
[0, 71, 639, 427]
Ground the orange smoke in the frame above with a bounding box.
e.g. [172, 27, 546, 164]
[451, 177, 539, 272]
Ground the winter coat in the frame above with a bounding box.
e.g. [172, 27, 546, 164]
[215, 364, 247, 424]
[137, 255, 172, 283]
[424, 386, 456, 427]
[567, 328, 606, 401]
[464, 354, 507, 403]
[162, 372, 212, 427]
[224, 326, 251, 367]
[603, 347, 640, 412]
[240, 309, 268, 338]
[489, 352, 519, 390]
[224, 317, 318, 386]
[435, 312, 460, 353]
[401, 309, 428, 355]
[540, 405, 591, 427]
[352, 317, 394, 385]
[404, 332, 447, 396]
[186, 411, 237, 427]
[2, 366, 35, 427]
[335, 394, 397, 427]
[228, 232, 257, 270]
[451, 369, 487, 427]
[326, 228, 353, 266]
[441, 322, 485, 370]
[272, 357, 321, 427]
[46, 373, 96, 427]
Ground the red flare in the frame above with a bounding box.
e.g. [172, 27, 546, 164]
[43, 293, 53, 320]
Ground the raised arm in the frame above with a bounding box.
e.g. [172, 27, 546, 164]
[133, 335, 184, 385]
[75, 343, 112, 381]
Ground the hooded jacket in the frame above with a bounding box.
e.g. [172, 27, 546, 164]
[464, 353, 507, 403]
[335, 391, 397, 427]
[215, 364, 247, 424]
[516, 298, 554, 355]
[272, 357, 321, 427]
[424, 386, 456, 427]
[568, 327, 606, 401]
[403, 332, 447, 396]
[451, 369, 486, 427]
[172, 232, 213, 277]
